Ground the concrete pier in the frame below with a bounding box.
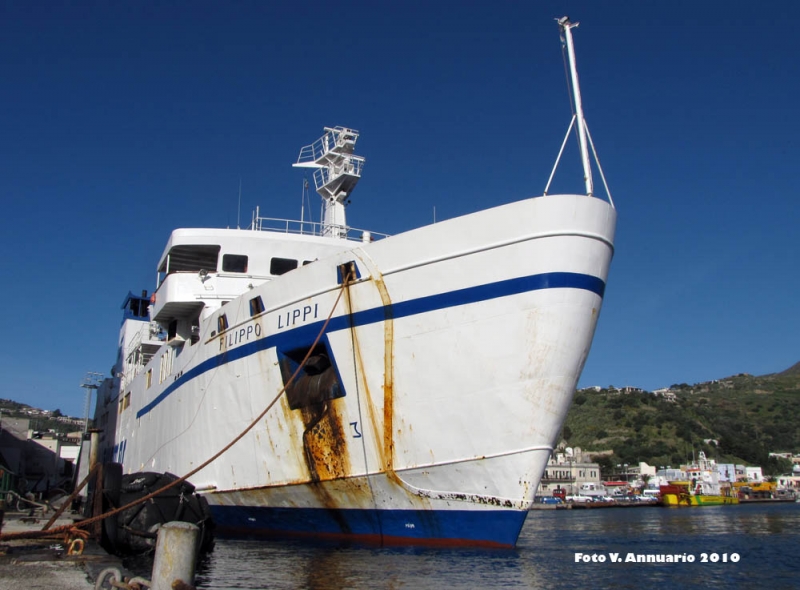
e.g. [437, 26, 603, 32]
[0, 510, 123, 590]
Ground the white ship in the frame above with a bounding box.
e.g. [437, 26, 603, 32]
[93, 17, 616, 547]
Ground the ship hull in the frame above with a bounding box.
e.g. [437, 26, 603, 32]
[661, 494, 739, 507]
[212, 500, 526, 547]
[106, 194, 616, 546]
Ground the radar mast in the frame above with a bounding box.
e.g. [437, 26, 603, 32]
[293, 126, 365, 238]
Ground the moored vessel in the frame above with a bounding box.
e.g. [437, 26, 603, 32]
[658, 452, 739, 507]
[92, 17, 616, 547]
[659, 482, 739, 506]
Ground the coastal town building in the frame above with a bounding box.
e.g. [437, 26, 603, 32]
[775, 475, 800, 490]
[651, 388, 678, 401]
[0, 417, 81, 493]
[717, 463, 764, 483]
[536, 447, 603, 496]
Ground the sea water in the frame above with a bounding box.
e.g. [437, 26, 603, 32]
[190, 503, 798, 589]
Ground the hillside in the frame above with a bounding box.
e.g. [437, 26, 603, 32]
[0, 398, 85, 435]
[563, 364, 800, 475]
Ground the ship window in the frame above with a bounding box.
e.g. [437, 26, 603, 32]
[128, 298, 149, 318]
[146, 369, 152, 389]
[222, 254, 248, 273]
[270, 257, 298, 275]
[159, 245, 220, 274]
[249, 296, 265, 316]
[123, 392, 131, 410]
[218, 314, 228, 333]
[159, 349, 174, 383]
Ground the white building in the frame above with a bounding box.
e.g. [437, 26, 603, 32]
[745, 466, 764, 482]
[536, 447, 603, 496]
[717, 463, 736, 483]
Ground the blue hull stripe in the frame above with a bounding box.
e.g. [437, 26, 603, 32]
[137, 271, 604, 418]
[210, 504, 528, 548]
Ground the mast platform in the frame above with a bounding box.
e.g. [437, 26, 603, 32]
[293, 126, 365, 202]
[293, 126, 366, 238]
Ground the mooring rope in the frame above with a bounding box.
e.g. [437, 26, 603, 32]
[0, 269, 354, 542]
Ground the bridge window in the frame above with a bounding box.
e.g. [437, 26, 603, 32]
[159, 245, 220, 274]
[222, 254, 248, 273]
[126, 297, 150, 318]
[270, 257, 298, 276]
[218, 314, 228, 333]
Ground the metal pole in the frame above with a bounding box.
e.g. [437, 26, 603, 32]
[88, 429, 100, 471]
[558, 17, 594, 196]
[151, 521, 200, 590]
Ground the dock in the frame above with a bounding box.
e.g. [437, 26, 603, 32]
[530, 499, 659, 510]
[0, 510, 128, 590]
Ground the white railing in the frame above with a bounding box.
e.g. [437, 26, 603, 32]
[249, 214, 388, 241]
[312, 155, 365, 192]
[296, 126, 358, 165]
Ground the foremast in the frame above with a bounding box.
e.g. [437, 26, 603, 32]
[293, 126, 365, 238]
[558, 16, 593, 196]
[545, 17, 614, 207]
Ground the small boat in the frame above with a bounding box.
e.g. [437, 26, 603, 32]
[659, 482, 739, 506]
[92, 17, 616, 547]
[658, 453, 739, 507]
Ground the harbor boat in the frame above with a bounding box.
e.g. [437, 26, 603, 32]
[658, 452, 739, 507]
[92, 17, 616, 547]
[659, 482, 739, 506]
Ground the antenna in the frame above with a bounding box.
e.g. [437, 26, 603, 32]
[300, 177, 308, 234]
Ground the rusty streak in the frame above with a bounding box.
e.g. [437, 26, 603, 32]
[300, 401, 350, 482]
[366, 269, 396, 480]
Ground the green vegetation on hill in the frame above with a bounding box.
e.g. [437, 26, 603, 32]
[563, 366, 800, 475]
[0, 398, 84, 435]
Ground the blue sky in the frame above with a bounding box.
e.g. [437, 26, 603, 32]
[1, 1, 798, 418]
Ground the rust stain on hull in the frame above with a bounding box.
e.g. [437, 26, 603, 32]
[341, 258, 397, 482]
[297, 398, 357, 527]
[300, 401, 350, 482]
[273, 260, 407, 517]
[374, 276, 395, 477]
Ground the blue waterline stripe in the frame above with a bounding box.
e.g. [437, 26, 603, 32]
[136, 271, 604, 418]
[210, 504, 528, 547]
